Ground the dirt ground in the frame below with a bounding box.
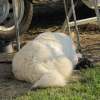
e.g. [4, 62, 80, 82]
[0, 6, 100, 99]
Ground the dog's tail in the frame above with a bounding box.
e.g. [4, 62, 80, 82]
[32, 70, 67, 88]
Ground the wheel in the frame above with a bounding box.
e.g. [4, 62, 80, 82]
[0, 0, 33, 41]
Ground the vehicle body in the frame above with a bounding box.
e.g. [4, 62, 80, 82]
[0, 0, 95, 41]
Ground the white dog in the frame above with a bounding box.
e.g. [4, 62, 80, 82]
[12, 32, 82, 88]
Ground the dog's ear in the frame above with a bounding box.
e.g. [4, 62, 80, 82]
[70, 32, 75, 39]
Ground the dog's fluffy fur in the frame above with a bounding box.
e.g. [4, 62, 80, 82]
[12, 32, 82, 88]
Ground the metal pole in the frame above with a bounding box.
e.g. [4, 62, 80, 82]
[71, 0, 81, 52]
[63, 0, 71, 35]
[12, 0, 20, 51]
[63, 17, 97, 27]
[93, 0, 100, 29]
[61, 0, 78, 33]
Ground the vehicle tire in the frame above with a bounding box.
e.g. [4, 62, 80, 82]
[0, 0, 33, 41]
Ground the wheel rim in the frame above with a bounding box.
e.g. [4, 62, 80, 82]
[0, 0, 24, 31]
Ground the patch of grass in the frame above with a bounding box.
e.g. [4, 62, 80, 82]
[27, 22, 61, 36]
[27, 26, 42, 36]
[3, 87, 11, 91]
[14, 65, 100, 100]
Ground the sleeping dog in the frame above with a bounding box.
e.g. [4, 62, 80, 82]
[12, 32, 82, 88]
